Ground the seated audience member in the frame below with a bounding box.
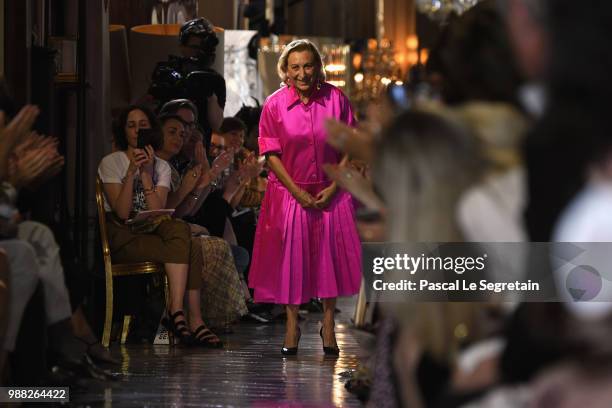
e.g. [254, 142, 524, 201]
[221, 116, 266, 209]
[0, 106, 113, 382]
[234, 104, 263, 155]
[155, 113, 248, 328]
[219, 117, 265, 269]
[98, 105, 221, 347]
[160, 99, 255, 274]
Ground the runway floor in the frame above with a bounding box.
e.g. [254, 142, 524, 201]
[71, 297, 371, 407]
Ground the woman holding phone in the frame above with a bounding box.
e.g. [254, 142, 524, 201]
[98, 105, 221, 347]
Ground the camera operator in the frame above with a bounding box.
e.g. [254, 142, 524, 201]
[149, 17, 225, 149]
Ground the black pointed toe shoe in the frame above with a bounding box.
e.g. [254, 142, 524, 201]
[281, 327, 301, 356]
[320, 327, 340, 356]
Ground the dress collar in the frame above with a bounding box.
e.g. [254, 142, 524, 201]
[286, 83, 326, 110]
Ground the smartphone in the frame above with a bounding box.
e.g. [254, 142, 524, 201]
[387, 82, 411, 111]
[137, 128, 160, 149]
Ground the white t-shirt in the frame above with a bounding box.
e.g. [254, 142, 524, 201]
[98, 151, 171, 213]
[553, 181, 612, 319]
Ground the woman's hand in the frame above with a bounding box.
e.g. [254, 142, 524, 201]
[325, 119, 375, 163]
[127, 148, 147, 176]
[194, 140, 206, 165]
[183, 163, 202, 192]
[323, 163, 384, 211]
[314, 184, 337, 209]
[9, 137, 65, 188]
[134, 145, 155, 176]
[0, 106, 40, 152]
[292, 188, 317, 209]
[210, 149, 234, 179]
[240, 153, 264, 180]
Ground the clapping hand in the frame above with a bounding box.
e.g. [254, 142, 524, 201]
[194, 140, 206, 165]
[325, 119, 375, 163]
[323, 163, 384, 211]
[210, 148, 234, 179]
[183, 163, 203, 192]
[9, 131, 65, 189]
[240, 151, 264, 180]
[0, 105, 40, 153]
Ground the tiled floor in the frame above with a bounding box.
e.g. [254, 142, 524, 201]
[71, 298, 370, 407]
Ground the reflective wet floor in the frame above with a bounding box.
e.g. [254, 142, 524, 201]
[71, 297, 370, 407]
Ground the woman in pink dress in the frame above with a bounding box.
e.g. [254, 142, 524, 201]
[249, 39, 362, 356]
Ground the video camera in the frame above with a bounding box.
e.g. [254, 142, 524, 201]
[149, 55, 225, 108]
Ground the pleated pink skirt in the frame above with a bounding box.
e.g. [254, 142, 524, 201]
[248, 175, 362, 305]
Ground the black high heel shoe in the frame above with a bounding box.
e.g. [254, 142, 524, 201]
[162, 310, 194, 345]
[281, 327, 301, 356]
[320, 327, 340, 356]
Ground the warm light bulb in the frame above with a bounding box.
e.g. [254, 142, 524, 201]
[352, 53, 363, 70]
[406, 35, 419, 50]
[325, 64, 346, 73]
[420, 48, 430, 65]
[354, 72, 364, 83]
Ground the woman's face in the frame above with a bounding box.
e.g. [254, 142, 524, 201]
[286, 50, 317, 94]
[225, 129, 245, 150]
[161, 119, 185, 157]
[125, 109, 151, 148]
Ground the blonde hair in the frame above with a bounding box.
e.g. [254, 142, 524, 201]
[277, 39, 326, 84]
[375, 110, 484, 242]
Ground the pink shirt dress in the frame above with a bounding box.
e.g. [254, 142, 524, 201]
[248, 82, 362, 305]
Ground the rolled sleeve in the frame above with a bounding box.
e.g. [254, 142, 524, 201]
[259, 137, 282, 155]
[258, 100, 282, 155]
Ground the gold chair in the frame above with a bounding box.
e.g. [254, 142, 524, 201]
[95, 176, 167, 347]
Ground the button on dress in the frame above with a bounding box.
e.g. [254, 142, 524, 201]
[248, 82, 362, 305]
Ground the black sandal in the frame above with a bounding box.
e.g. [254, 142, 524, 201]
[192, 325, 223, 348]
[162, 310, 194, 345]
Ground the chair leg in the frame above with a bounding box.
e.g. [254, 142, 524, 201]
[102, 266, 114, 348]
[162, 273, 175, 345]
[121, 315, 132, 344]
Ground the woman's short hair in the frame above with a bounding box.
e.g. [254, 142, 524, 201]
[112, 105, 159, 151]
[219, 117, 247, 135]
[277, 39, 326, 83]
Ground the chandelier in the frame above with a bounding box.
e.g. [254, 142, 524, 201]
[416, 0, 481, 21]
